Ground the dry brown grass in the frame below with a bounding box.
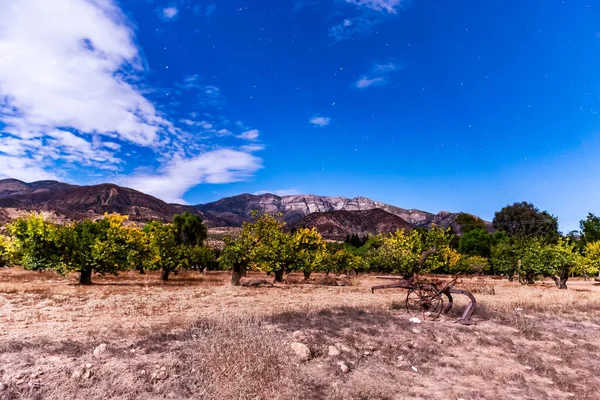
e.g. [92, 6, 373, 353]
[1, 269, 599, 399]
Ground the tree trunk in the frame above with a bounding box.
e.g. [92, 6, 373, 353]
[139, 268, 146, 275]
[231, 264, 243, 286]
[550, 275, 568, 289]
[161, 268, 170, 282]
[274, 269, 284, 283]
[303, 270, 311, 280]
[79, 269, 92, 285]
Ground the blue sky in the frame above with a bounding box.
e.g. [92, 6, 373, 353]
[0, 0, 599, 231]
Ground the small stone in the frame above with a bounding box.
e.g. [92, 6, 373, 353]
[93, 343, 107, 359]
[292, 331, 305, 341]
[139, 370, 146, 376]
[436, 337, 444, 344]
[411, 328, 421, 334]
[328, 346, 340, 357]
[71, 370, 83, 379]
[411, 366, 418, 372]
[130, 349, 136, 354]
[83, 370, 93, 380]
[397, 355, 404, 361]
[335, 343, 352, 353]
[85, 363, 93, 370]
[363, 351, 371, 356]
[16, 379, 24, 385]
[290, 342, 311, 362]
[338, 362, 349, 373]
[408, 317, 422, 324]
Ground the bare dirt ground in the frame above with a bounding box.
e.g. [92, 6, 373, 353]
[1, 268, 599, 400]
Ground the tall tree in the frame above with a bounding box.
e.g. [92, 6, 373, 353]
[493, 202, 558, 240]
[173, 212, 208, 246]
[580, 213, 600, 244]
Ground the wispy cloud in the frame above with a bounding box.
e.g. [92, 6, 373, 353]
[345, 0, 403, 13]
[330, 0, 406, 42]
[355, 76, 386, 89]
[254, 189, 301, 197]
[122, 149, 263, 204]
[354, 61, 400, 89]
[162, 7, 179, 20]
[310, 116, 331, 127]
[237, 129, 260, 140]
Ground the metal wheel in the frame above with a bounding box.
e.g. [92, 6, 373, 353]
[405, 286, 444, 320]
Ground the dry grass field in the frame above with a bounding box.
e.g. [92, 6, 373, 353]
[1, 268, 599, 400]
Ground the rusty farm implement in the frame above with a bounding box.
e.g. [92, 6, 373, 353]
[371, 275, 478, 325]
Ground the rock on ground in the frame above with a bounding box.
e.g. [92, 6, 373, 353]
[290, 342, 311, 361]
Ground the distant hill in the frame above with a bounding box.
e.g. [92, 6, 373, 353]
[0, 179, 491, 236]
[0, 179, 200, 223]
[291, 208, 413, 241]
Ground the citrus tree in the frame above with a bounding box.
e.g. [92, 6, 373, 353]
[583, 241, 600, 279]
[245, 214, 294, 282]
[144, 222, 181, 281]
[0, 234, 17, 267]
[369, 226, 452, 278]
[290, 227, 326, 280]
[7, 214, 62, 272]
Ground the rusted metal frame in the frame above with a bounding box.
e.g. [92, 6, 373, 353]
[371, 276, 478, 324]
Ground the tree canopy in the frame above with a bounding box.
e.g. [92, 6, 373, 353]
[492, 202, 558, 240]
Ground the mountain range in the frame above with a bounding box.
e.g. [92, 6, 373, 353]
[0, 178, 489, 239]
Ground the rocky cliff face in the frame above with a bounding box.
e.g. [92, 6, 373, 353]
[195, 193, 438, 227]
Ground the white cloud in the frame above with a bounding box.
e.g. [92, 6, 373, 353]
[0, 155, 59, 182]
[354, 61, 400, 89]
[162, 7, 179, 20]
[355, 76, 386, 88]
[345, 0, 403, 13]
[237, 129, 259, 141]
[373, 62, 399, 73]
[254, 189, 301, 197]
[0, 0, 173, 164]
[121, 149, 263, 204]
[330, 0, 405, 41]
[0, 0, 265, 197]
[310, 116, 331, 127]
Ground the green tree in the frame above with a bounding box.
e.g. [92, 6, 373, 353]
[458, 228, 493, 258]
[538, 239, 584, 289]
[582, 241, 600, 279]
[219, 235, 251, 285]
[451, 255, 490, 275]
[173, 212, 208, 246]
[291, 227, 326, 280]
[369, 226, 452, 278]
[493, 202, 558, 240]
[326, 248, 364, 275]
[7, 214, 62, 271]
[580, 213, 600, 244]
[491, 240, 518, 281]
[0, 235, 16, 267]
[145, 222, 181, 281]
[245, 214, 294, 283]
[455, 212, 486, 234]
